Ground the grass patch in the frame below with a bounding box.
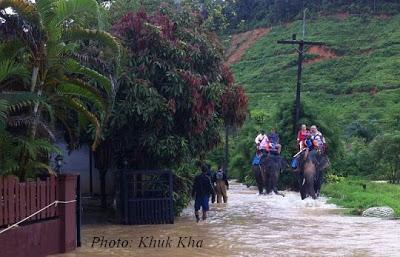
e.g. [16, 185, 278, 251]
[322, 177, 400, 217]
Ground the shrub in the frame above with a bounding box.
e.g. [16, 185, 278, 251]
[326, 174, 345, 184]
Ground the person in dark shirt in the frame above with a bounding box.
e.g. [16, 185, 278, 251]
[192, 164, 214, 222]
[268, 128, 282, 154]
[205, 163, 216, 203]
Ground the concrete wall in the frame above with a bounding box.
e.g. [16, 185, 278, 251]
[58, 143, 114, 195]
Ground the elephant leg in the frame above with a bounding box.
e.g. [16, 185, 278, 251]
[254, 166, 263, 194]
[221, 185, 228, 203]
[315, 170, 324, 197]
[272, 171, 284, 197]
[257, 183, 263, 194]
[266, 172, 272, 194]
[305, 173, 316, 199]
[261, 169, 267, 194]
[297, 172, 307, 199]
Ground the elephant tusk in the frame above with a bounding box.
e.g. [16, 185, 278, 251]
[302, 178, 306, 186]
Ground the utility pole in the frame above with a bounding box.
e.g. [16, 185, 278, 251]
[277, 35, 324, 134]
[302, 8, 307, 39]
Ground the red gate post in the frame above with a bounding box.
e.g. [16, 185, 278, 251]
[57, 174, 78, 253]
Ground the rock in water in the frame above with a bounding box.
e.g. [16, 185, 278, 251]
[362, 206, 395, 219]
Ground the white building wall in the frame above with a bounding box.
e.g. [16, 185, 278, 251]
[57, 143, 114, 195]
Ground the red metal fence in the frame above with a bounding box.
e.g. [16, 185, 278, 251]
[0, 175, 58, 228]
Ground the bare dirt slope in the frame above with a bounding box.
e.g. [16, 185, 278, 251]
[225, 28, 337, 66]
[225, 28, 271, 66]
[305, 45, 337, 64]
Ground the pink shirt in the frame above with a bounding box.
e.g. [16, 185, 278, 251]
[259, 136, 270, 149]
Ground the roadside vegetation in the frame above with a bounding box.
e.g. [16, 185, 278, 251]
[322, 177, 400, 217]
[0, 0, 247, 214]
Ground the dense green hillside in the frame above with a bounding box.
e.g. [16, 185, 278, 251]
[226, 13, 400, 183]
[231, 14, 400, 130]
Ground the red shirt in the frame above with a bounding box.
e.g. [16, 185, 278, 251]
[297, 130, 310, 141]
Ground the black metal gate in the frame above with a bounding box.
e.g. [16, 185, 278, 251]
[119, 170, 174, 225]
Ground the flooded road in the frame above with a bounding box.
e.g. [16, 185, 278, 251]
[52, 181, 400, 257]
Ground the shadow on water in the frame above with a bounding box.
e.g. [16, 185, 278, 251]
[51, 181, 400, 257]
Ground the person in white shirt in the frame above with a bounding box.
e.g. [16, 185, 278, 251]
[310, 125, 325, 148]
[259, 135, 270, 154]
[254, 130, 267, 150]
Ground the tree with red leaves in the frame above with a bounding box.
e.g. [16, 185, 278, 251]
[220, 65, 248, 127]
[109, 6, 247, 169]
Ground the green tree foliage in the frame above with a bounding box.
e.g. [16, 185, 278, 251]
[344, 121, 377, 142]
[370, 132, 400, 183]
[229, 119, 258, 182]
[104, 0, 176, 26]
[0, 0, 120, 179]
[88, 7, 248, 211]
[109, 7, 247, 169]
[181, 0, 235, 34]
[190, 0, 400, 34]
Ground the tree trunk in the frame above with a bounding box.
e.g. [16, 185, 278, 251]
[94, 140, 112, 208]
[224, 125, 229, 174]
[30, 66, 39, 92]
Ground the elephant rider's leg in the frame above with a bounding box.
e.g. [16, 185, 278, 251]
[276, 144, 282, 154]
[260, 149, 267, 157]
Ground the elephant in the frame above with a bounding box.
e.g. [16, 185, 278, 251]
[297, 149, 330, 200]
[252, 164, 264, 194]
[258, 153, 287, 196]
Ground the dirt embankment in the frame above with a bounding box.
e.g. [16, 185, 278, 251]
[335, 12, 350, 21]
[225, 28, 337, 66]
[225, 28, 271, 66]
[305, 45, 337, 64]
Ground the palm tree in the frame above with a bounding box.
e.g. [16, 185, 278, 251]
[0, 0, 120, 179]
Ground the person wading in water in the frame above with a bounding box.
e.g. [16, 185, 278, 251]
[213, 165, 229, 203]
[205, 163, 216, 203]
[192, 164, 214, 222]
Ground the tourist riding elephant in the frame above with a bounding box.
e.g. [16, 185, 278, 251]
[260, 153, 287, 196]
[297, 149, 330, 200]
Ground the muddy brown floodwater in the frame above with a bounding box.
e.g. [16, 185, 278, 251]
[51, 181, 400, 257]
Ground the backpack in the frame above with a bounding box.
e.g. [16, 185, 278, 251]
[215, 171, 224, 180]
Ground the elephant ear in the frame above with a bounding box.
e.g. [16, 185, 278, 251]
[317, 155, 330, 171]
